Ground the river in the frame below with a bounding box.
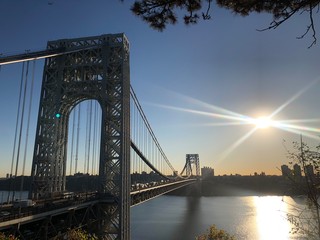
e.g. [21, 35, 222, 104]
[0, 192, 309, 239]
[0, 190, 28, 203]
[131, 195, 308, 240]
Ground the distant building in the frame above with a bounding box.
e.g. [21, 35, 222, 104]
[293, 164, 302, 178]
[201, 167, 214, 178]
[281, 165, 291, 177]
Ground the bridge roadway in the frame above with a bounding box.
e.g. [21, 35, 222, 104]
[0, 179, 196, 238]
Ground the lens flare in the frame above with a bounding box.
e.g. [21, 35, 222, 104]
[252, 117, 273, 129]
[149, 81, 320, 161]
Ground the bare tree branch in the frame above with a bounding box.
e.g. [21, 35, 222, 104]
[295, 4, 317, 48]
[202, 0, 212, 20]
[257, 7, 300, 32]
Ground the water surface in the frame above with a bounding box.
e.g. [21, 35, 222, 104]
[131, 195, 306, 240]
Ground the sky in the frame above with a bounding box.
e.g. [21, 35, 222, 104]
[0, 0, 320, 177]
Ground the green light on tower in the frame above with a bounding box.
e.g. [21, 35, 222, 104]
[55, 113, 61, 118]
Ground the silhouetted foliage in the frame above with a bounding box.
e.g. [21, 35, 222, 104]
[196, 224, 236, 240]
[0, 233, 18, 240]
[65, 228, 98, 240]
[284, 139, 320, 239]
[0, 228, 97, 239]
[130, 0, 319, 47]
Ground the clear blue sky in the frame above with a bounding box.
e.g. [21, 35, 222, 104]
[0, 0, 320, 177]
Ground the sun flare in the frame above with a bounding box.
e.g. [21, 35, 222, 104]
[253, 117, 273, 129]
[153, 84, 320, 162]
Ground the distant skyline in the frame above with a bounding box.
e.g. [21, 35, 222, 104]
[0, 1, 320, 177]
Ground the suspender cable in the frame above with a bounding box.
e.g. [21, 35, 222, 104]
[130, 86, 175, 173]
[84, 102, 88, 173]
[92, 101, 100, 175]
[92, 101, 97, 175]
[20, 60, 36, 199]
[69, 109, 76, 175]
[75, 104, 81, 174]
[8, 62, 25, 203]
[13, 61, 29, 202]
[136, 103, 139, 173]
[97, 104, 101, 174]
[87, 100, 93, 174]
[133, 102, 137, 173]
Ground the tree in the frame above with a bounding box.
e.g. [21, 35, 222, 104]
[196, 224, 236, 240]
[284, 138, 320, 239]
[0, 233, 17, 240]
[64, 228, 98, 240]
[130, 0, 319, 47]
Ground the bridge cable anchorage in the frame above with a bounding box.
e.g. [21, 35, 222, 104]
[20, 60, 36, 198]
[130, 86, 176, 173]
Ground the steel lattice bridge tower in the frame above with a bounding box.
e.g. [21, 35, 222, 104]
[31, 34, 131, 239]
[181, 154, 200, 177]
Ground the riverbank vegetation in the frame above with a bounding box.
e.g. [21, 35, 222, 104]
[0, 232, 17, 240]
[196, 225, 236, 240]
[284, 139, 320, 239]
[0, 229, 97, 240]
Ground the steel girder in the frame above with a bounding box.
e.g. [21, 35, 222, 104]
[0, 201, 100, 240]
[30, 34, 130, 239]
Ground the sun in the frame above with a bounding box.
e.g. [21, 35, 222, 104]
[253, 117, 273, 129]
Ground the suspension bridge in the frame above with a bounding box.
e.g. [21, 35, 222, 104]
[0, 33, 200, 240]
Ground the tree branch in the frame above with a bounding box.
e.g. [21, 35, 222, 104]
[130, 0, 320, 47]
[296, 3, 317, 48]
[202, 0, 212, 20]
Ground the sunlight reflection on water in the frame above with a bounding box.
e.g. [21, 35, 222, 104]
[132, 195, 309, 240]
[254, 196, 291, 240]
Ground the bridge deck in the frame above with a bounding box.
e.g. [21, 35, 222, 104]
[0, 179, 196, 233]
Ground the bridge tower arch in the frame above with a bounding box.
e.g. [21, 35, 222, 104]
[30, 34, 130, 239]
